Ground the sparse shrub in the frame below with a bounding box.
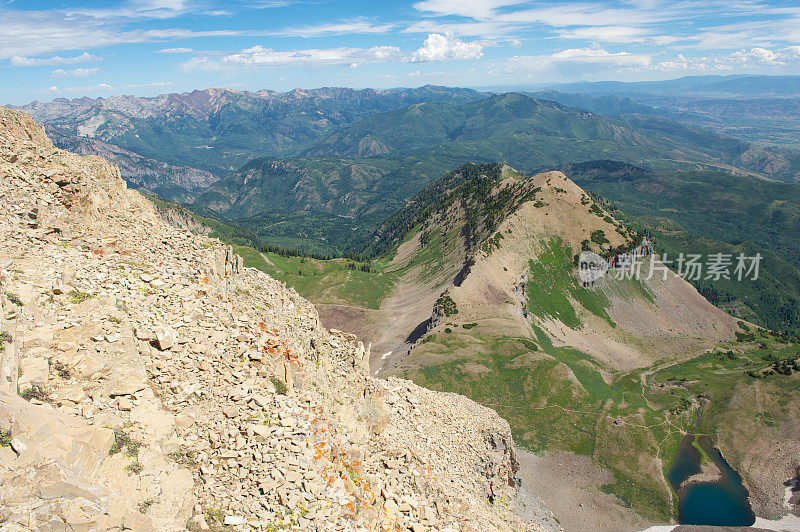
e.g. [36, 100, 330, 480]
[52, 360, 70, 379]
[109, 428, 140, 456]
[68, 290, 93, 304]
[138, 498, 158, 513]
[590, 229, 609, 246]
[0, 331, 11, 349]
[435, 291, 458, 317]
[20, 384, 46, 402]
[271, 377, 288, 395]
[204, 508, 225, 525]
[444, 327, 452, 334]
[6, 293, 22, 306]
[735, 331, 756, 343]
[125, 461, 143, 475]
[168, 448, 197, 465]
[0, 429, 11, 447]
[462, 323, 478, 330]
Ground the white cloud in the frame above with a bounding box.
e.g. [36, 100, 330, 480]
[403, 19, 512, 38]
[507, 46, 652, 74]
[183, 44, 403, 71]
[0, 10, 243, 59]
[782, 46, 800, 60]
[647, 46, 800, 72]
[497, 5, 663, 27]
[123, 81, 174, 88]
[270, 18, 396, 38]
[51, 67, 100, 77]
[555, 26, 655, 44]
[156, 47, 194, 53]
[10, 52, 99, 67]
[407, 33, 484, 62]
[65, 0, 191, 20]
[248, 1, 297, 8]
[413, 0, 528, 19]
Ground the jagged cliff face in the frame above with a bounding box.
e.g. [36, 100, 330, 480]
[0, 108, 552, 531]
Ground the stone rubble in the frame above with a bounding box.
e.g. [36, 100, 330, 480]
[0, 107, 556, 531]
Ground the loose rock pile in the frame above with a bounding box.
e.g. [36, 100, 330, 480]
[0, 107, 555, 531]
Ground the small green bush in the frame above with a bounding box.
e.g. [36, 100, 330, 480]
[109, 428, 140, 456]
[68, 290, 93, 304]
[270, 376, 288, 395]
[20, 384, 46, 402]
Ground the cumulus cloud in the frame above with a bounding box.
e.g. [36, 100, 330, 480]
[407, 33, 483, 62]
[11, 52, 99, 66]
[51, 67, 100, 77]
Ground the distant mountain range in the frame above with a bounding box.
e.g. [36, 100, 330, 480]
[182, 91, 799, 255]
[17, 85, 488, 196]
[17, 81, 800, 262]
[544, 74, 800, 97]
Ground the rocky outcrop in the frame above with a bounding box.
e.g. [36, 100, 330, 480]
[0, 107, 551, 530]
[155, 204, 212, 236]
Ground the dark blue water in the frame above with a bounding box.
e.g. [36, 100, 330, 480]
[669, 435, 755, 526]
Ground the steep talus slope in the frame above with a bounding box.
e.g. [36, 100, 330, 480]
[0, 108, 555, 531]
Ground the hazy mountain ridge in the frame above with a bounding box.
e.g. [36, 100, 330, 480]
[182, 91, 795, 256]
[17, 85, 489, 181]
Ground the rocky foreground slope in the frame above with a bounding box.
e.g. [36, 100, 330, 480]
[0, 107, 554, 531]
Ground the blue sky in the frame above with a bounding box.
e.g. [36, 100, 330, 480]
[1, 0, 799, 104]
